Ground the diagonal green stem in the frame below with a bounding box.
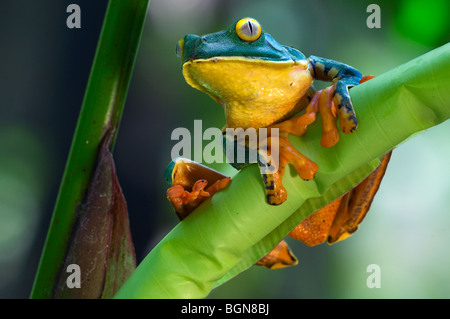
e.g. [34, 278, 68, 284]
[31, 0, 149, 299]
[114, 43, 450, 299]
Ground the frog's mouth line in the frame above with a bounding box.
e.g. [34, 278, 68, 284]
[183, 56, 308, 67]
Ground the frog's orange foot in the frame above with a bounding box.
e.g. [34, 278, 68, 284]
[268, 85, 338, 148]
[272, 75, 374, 151]
[256, 240, 298, 269]
[167, 180, 209, 220]
[259, 133, 318, 205]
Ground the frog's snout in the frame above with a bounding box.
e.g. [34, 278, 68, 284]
[177, 34, 203, 63]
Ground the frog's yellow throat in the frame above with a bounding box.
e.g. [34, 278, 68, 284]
[182, 57, 313, 129]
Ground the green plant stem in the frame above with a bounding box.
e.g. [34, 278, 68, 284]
[31, 0, 149, 299]
[114, 43, 450, 299]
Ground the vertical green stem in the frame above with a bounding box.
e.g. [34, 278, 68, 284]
[31, 0, 149, 299]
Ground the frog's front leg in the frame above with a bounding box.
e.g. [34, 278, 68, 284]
[308, 55, 363, 144]
[272, 56, 363, 148]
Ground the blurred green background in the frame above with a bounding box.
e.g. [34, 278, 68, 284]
[0, 0, 449, 298]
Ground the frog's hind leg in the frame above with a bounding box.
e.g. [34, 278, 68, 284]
[288, 150, 392, 247]
[288, 196, 342, 246]
[327, 149, 391, 243]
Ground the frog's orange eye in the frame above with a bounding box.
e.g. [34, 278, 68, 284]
[235, 18, 262, 42]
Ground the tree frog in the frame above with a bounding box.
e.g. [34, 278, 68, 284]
[175, 17, 365, 204]
[166, 18, 391, 269]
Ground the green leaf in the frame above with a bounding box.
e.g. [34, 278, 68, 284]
[114, 43, 450, 299]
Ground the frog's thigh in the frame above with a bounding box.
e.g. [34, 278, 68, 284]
[288, 197, 342, 246]
[327, 150, 392, 243]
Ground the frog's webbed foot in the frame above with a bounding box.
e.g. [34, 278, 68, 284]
[313, 74, 375, 146]
[167, 178, 230, 220]
[166, 158, 231, 220]
[334, 74, 376, 134]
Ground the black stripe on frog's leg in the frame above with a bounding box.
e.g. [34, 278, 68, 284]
[308, 55, 362, 85]
[258, 154, 287, 205]
[222, 130, 289, 205]
[261, 172, 275, 190]
[262, 171, 286, 205]
[309, 59, 340, 81]
[262, 172, 281, 205]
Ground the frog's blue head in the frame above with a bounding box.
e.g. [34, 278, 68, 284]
[176, 17, 306, 65]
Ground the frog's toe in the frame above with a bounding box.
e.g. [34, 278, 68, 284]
[278, 138, 319, 181]
[269, 103, 318, 137]
[167, 179, 211, 220]
[317, 85, 340, 147]
[311, 82, 358, 144]
[167, 177, 231, 220]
